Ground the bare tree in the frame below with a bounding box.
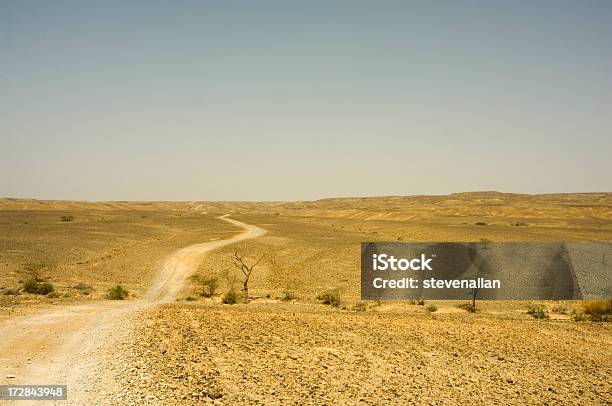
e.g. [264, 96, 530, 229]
[23, 260, 53, 282]
[231, 249, 264, 302]
[470, 238, 491, 310]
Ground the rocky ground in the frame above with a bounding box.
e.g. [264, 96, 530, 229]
[2, 195, 611, 405]
[96, 302, 611, 405]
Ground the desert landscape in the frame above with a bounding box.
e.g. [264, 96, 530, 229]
[0, 193, 611, 405]
[4, 1, 612, 404]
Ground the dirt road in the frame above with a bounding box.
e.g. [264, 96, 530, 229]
[0, 215, 266, 404]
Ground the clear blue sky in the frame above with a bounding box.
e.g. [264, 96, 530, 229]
[1, 1, 611, 201]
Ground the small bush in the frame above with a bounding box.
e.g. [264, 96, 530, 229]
[512, 222, 528, 227]
[572, 311, 585, 322]
[60, 215, 74, 222]
[425, 304, 438, 313]
[527, 305, 549, 319]
[417, 299, 425, 306]
[475, 222, 487, 226]
[46, 291, 61, 298]
[582, 300, 612, 322]
[281, 287, 298, 301]
[185, 295, 197, 301]
[317, 289, 341, 307]
[106, 284, 129, 300]
[23, 279, 55, 295]
[353, 301, 367, 312]
[23, 260, 50, 282]
[457, 303, 476, 312]
[38, 282, 55, 295]
[190, 275, 219, 298]
[3, 288, 20, 296]
[222, 288, 238, 304]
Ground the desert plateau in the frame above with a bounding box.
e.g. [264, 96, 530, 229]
[0, 193, 610, 405]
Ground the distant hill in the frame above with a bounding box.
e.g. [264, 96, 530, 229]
[2, 192, 611, 221]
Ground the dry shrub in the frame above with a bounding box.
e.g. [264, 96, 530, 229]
[527, 305, 549, 319]
[191, 274, 219, 298]
[457, 303, 476, 312]
[572, 311, 586, 322]
[222, 288, 239, 304]
[23, 279, 55, 295]
[317, 289, 341, 307]
[3, 288, 20, 296]
[106, 284, 129, 300]
[582, 300, 612, 322]
[281, 288, 298, 301]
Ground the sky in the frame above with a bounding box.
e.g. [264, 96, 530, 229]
[1, 0, 611, 201]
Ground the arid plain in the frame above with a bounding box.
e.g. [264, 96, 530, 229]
[0, 192, 611, 405]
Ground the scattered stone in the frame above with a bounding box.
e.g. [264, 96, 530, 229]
[205, 390, 223, 399]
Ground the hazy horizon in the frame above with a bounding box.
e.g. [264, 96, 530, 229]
[3, 189, 612, 204]
[2, 1, 611, 201]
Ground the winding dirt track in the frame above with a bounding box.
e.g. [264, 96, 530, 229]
[0, 215, 266, 404]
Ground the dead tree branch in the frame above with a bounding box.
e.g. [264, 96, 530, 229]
[231, 249, 265, 302]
